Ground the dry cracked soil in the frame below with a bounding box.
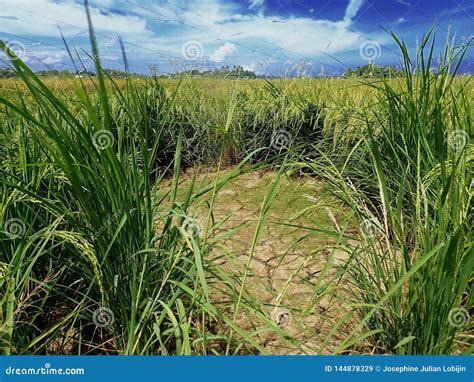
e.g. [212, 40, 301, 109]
[163, 167, 360, 354]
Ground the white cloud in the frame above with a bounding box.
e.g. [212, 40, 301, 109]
[37, 51, 67, 65]
[249, 0, 264, 10]
[20, 49, 68, 67]
[0, 0, 151, 38]
[0, 0, 389, 72]
[215, 17, 366, 56]
[210, 42, 236, 62]
[243, 63, 256, 72]
[343, 0, 365, 23]
[88, 0, 115, 6]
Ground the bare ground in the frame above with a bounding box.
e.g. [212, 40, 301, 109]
[165, 167, 359, 354]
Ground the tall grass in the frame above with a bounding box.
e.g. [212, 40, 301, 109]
[0, 4, 284, 354]
[1, 15, 472, 355]
[300, 30, 473, 354]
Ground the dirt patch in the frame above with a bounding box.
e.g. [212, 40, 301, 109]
[162, 168, 356, 354]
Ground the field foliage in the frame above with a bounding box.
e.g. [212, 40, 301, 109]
[0, 25, 472, 355]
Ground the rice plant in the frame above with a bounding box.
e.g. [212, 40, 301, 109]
[0, 10, 472, 356]
[0, 5, 280, 354]
[298, 30, 473, 355]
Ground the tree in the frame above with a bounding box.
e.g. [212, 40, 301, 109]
[343, 63, 404, 78]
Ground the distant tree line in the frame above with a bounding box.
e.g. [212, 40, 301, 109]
[343, 63, 404, 78]
[0, 68, 16, 78]
[1, 64, 407, 80]
[0, 67, 142, 78]
[169, 65, 257, 79]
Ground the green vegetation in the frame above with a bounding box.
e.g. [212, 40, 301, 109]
[300, 31, 473, 354]
[0, 18, 472, 356]
[169, 66, 257, 79]
[0, 69, 16, 79]
[0, 67, 144, 79]
[343, 63, 405, 78]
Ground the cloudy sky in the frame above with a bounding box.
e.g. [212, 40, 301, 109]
[0, 0, 473, 75]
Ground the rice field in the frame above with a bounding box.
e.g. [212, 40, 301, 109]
[0, 28, 473, 355]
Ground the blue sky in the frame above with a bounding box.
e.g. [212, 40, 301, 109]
[0, 0, 473, 75]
